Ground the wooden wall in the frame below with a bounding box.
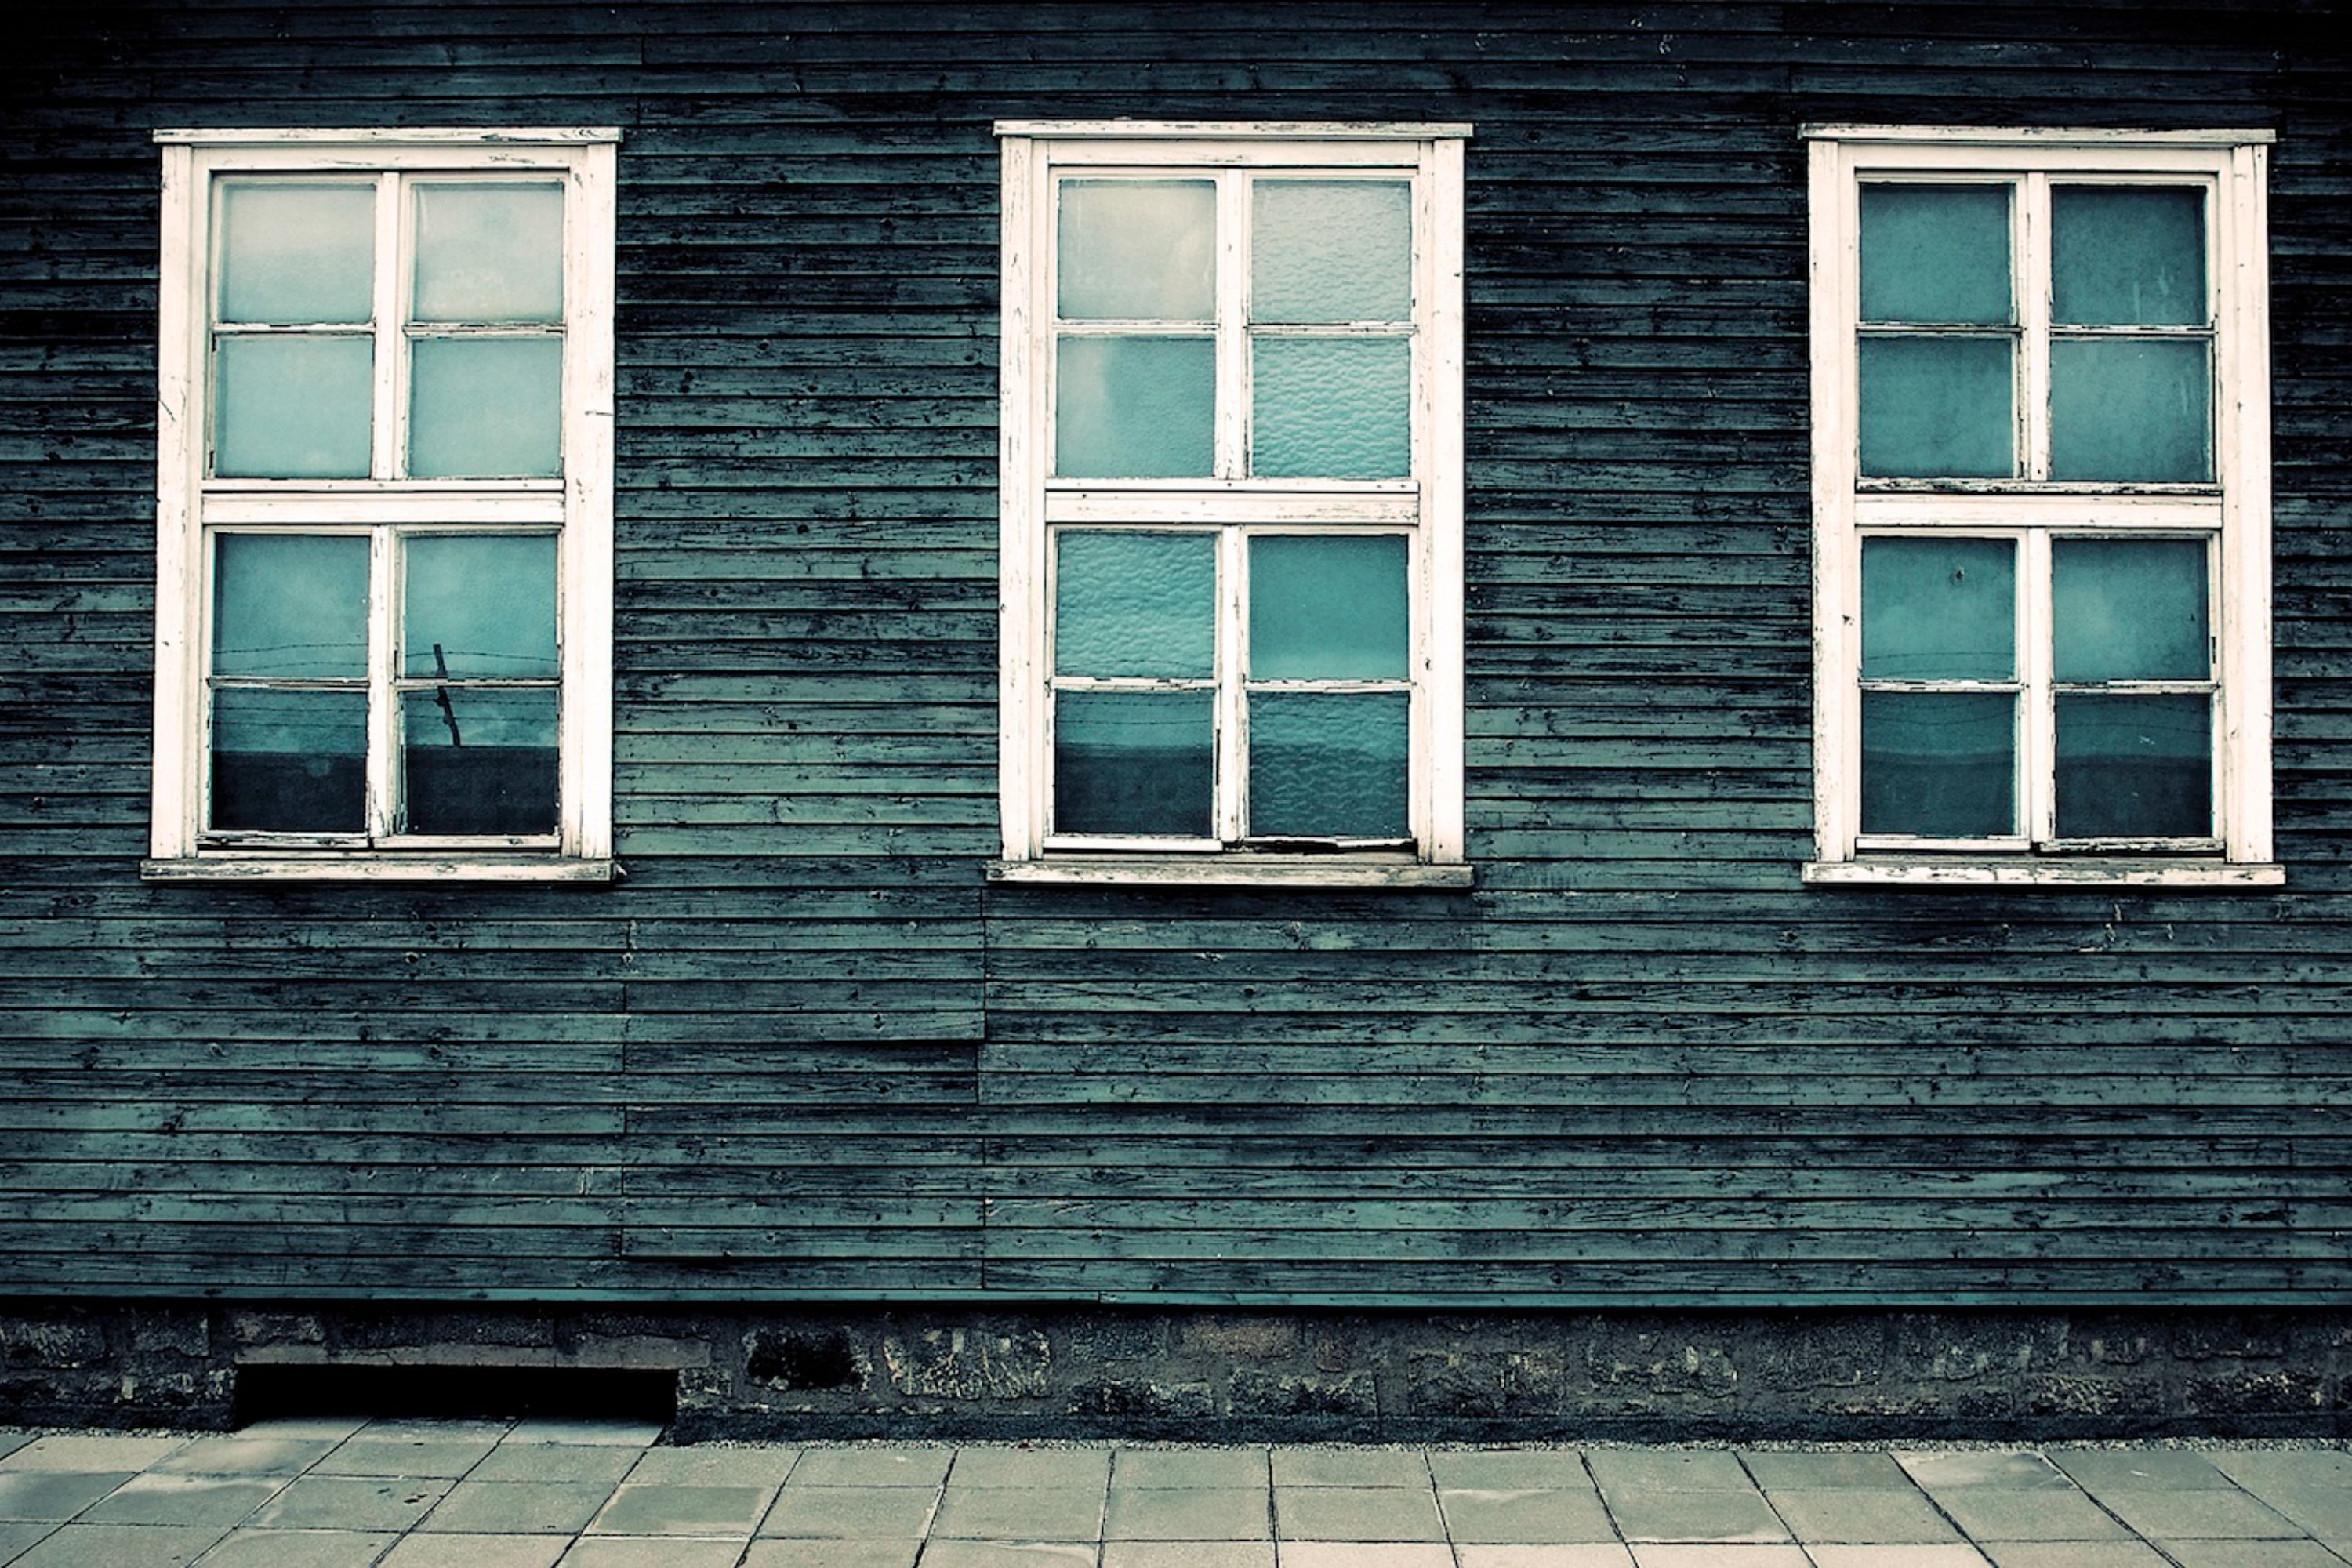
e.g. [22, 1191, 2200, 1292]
[2, 2, 2347, 1308]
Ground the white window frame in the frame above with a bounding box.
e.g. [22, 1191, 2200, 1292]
[1803, 126, 2281, 888]
[145, 128, 619, 883]
[992, 122, 1471, 890]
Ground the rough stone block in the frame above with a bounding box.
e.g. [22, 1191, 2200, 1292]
[129, 1309, 210, 1359]
[1178, 1315, 1298, 1362]
[2173, 1317, 2290, 1362]
[882, 1327, 1050, 1401]
[1403, 1349, 1566, 1417]
[1750, 1315, 1884, 1392]
[1068, 1377, 1214, 1418]
[1579, 1323, 1740, 1399]
[2183, 1368, 2328, 1416]
[1066, 1312, 1171, 1364]
[1226, 1368, 1377, 1418]
[228, 1312, 325, 1349]
[0, 1316, 107, 1369]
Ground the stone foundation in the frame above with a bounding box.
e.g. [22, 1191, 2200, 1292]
[3, 1303, 2346, 1439]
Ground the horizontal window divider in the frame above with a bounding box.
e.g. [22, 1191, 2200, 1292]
[1807, 857, 2279, 888]
[145, 853, 619, 884]
[405, 323, 565, 338]
[212, 321, 374, 335]
[2049, 681, 2217, 695]
[1052, 320, 1214, 335]
[1853, 488, 2222, 519]
[2049, 325, 2216, 337]
[158, 127, 624, 146]
[1039, 836, 1224, 855]
[1857, 324, 2020, 335]
[201, 492, 568, 525]
[390, 678, 564, 691]
[1049, 677, 1217, 692]
[992, 855, 1474, 891]
[1244, 679, 1413, 693]
[206, 677, 370, 691]
[2040, 836, 2225, 853]
[1247, 322, 1417, 336]
[1045, 487, 1420, 527]
[1857, 680, 2023, 693]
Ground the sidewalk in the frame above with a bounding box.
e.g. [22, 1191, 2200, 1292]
[2, 1420, 2348, 1568]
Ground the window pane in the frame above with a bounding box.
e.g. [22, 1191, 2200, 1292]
[2051, 185, 2205, 328]
[213, 533, 370, 680]
[1859, 183, 2013, 326]
[1057, 180, 1215, 321]
[1054, 691, 1213, 837]
[1248, 691, 1409, 839]
[1054, 531, 1215, 680]
[412, 183, 565, 325]
[1860, 690, 2016, 837]
[213, 334, 374, 478]
[2055, 694, 2212, 838]
[403, 688, 559, 836]
[408, 336, 563, 478]
[1054, 336, 1214, 477]
[1251, 180, 1412, 325]
[1860, 536, 2015, 681]
[1857, 336, 2014, 479]
[1251, 336, 1410, 479]
[2053, 538, 2210, 683]
[209, 688, 368, 833]
[216, 180, 375, 325]
[405, 534, 560, 680]
[1250, 533, 1410, 681]
[2049, 338, 2211, 483]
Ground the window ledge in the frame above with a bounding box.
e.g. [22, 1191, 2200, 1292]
[988, 856, 1474, 891]
[141, 854, 621, 884]
[1806, 858, 2282, 889]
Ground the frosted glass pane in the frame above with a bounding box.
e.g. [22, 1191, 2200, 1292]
[1054, 531, 1214, 679]
[1860, 536, 2015, 681]
[1860, 183, 2013, 326]
[213, 533, 369, 680]
[1055, 336, 1214, 477]
[216, 180, 375, 325]
[2055, 694, 2211, 838]
[1248, 691, 1409, 839]
[1858, 335, 2014, 479]
[2053, 538, 2209, 683]
[2049, 338, 2211, 482]
[1251, 336, 1410, 479]
[2052, 185, 2205, 327]
[408, 336, 562, 477]
[1252, 180, 1411, 325]
[413, 183, 565, 325]
[1860, 691, 2016, 837]
[209, 688, 367, 833]
[1250, 533, 1409, 680]
[1054, 691, 1213, 837]
[213, 334, 373, 478]
[404, 688, 559, 835]
[405, 534, 559, 680]
[1058, 180, 1215, 321]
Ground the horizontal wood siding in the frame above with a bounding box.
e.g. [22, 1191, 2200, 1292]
[2, 2, 2346, 1307]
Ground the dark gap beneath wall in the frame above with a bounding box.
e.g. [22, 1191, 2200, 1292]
[233, 1364, 677, 1426]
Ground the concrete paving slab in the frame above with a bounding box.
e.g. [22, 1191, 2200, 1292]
[2245, 1482, 2352, 1539]
[1102, 1483, 1272, 1541]
[1453, 1548, 1638, 1568]
[2159, 1543, 2352, 1568]
[1976, 1542, 2173, 1568]
[947, 1447, 1113, 1490]
[1607, 1487, 1790, 1545]
[1099, 1543, 1278, 1568]
[739, 1541, 920, 1568]
[314, 1438, 500, 1479]
[0, 1521, 56, 1563]
[1276, 1545, 1454, 1568]
[929, 1483, 1104, 1541]
[189, 1527, 403, 1567]
[907, 1545, 1095, 1567]
[77, 1472, 285, 1526]
[757, 1484, 940, 1539]
[153, 1438, 339, 1477]
[788, 1448, 953, 1489]
[375, 1532, 569, 1568]
[503, 1423, 661, 1449]
[1806, 1547, 1993, 1568]
[554, 1537, 746, 1568]
[2210, 1450, 2352, 1491]
[2094, 1486, 2306, 1540]
[1931, 1486, 2137, 1543]
[231, 1420, 370, 1444]
[1112, 1448, 1269, 1490]
[472, 1444, 642, 1485]
[2049, 1449, 2236, 1491]
[1587, 1450, 1751, 1493]
[416, 1481, 613, 1535]
[1429, 1451, 1595, 1491]
[8, 1521, 227, 1566]
[1739, 1451, 1914, 1491]
[1274, 1484, 1447, 1542]
[250, 1476, 452, 1533]
[0, 1470, 132, 1523]
[0, 1436, 32, 1466]
[1271, 1448, 1431, 1489]
[1627, 1547, 1810, 1568]
[1438, 1487, 1619, 1544]
[583, 1481, 773, 1536]
[1766, 1486, 1966, 1544]
[1897, 1452, 2075, 1491]
[619, 1446, 799, 1487]
[353, 1423, 510, 1446]
[2, 1436, 187, 1472]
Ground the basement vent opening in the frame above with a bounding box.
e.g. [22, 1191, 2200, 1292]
[234, 1364, 677, 1426]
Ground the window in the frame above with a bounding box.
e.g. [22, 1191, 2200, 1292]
[993, 122, 1470, 887]
[1804, 128, 2278, 887]
[146, 129, 618, 880]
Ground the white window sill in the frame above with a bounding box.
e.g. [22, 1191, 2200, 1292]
[1805, 858, 2283, 889]
[988, 856, 1475, 891]
[141, 854, 621, 884]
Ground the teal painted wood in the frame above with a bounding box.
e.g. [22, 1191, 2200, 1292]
[1, 1, 2347, 1309]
